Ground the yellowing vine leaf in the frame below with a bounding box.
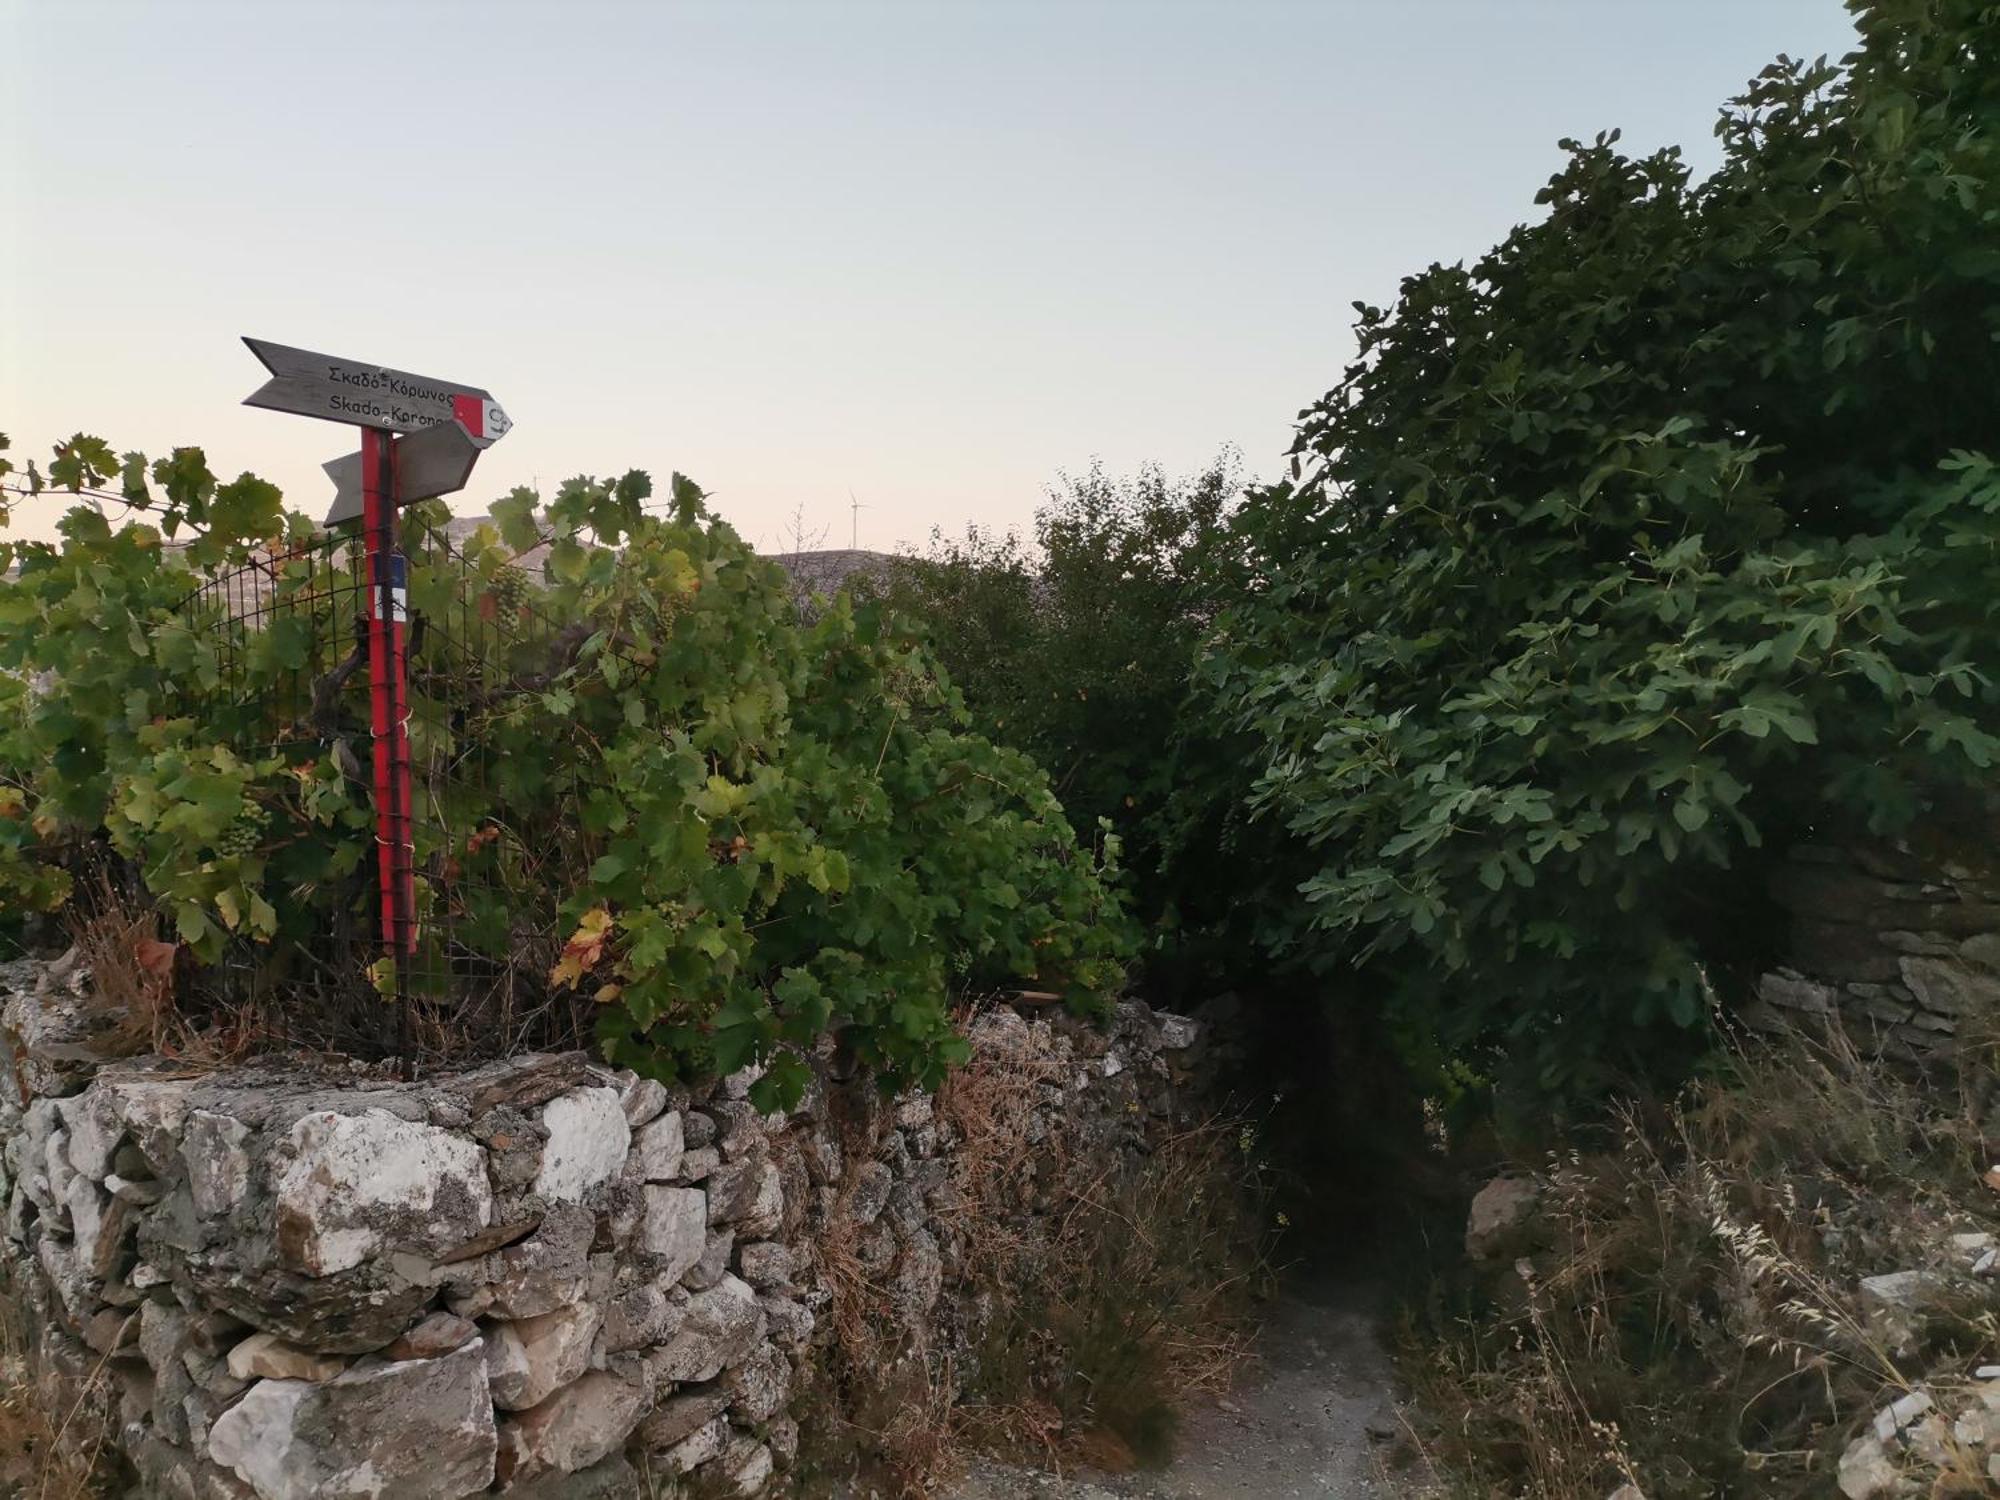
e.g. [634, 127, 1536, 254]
[551, 906, 614, 988]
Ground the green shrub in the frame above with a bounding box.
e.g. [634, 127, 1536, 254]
[0, 437, 1132, 1107]
[1201, 0, 2000, 1101]
[873, 456, 1255, 980]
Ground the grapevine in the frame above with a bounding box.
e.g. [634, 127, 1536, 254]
[0, 438, 1134, 1110]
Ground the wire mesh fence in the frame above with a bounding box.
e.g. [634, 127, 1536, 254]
[174, 521, 598, 1063]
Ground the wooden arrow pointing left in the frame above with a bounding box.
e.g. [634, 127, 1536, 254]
[323, 419, 483, 526]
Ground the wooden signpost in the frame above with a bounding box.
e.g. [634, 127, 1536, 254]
[243, 337, 511, 440]
[322, 418, 484, 526]
[242, 337, 513, 1065]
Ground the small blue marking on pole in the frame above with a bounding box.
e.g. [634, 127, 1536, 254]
[374, 552, 409, 623]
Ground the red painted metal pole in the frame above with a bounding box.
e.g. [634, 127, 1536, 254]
[360, 428, 416, 1061]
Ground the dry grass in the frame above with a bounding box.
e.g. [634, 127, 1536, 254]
[952, 1115, 1271, 1467]
[936, 1012, 1272, 1470]
[1395, 1020, 2000, 1499]
[798, 1007, 1273, 1495]
[0, 1275, 121, 1500]
[60, 874, 263, 1069]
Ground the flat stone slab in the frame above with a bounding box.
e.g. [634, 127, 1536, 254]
[275, 1109, 493, 1277]
[207, 1339, 495, 1500]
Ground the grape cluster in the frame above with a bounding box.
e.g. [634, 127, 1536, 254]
[487, 566, 532, 624]
[213, 804, 268, 858]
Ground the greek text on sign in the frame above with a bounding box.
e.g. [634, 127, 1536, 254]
[242, 337, 511, 443]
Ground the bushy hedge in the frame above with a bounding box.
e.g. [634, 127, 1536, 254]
[1201, 0, 2000, 1099]
[0, 436, 1131, 1106]
[870, 458, 1256, 982]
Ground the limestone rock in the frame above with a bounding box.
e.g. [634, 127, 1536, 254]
[1836, 1432, 1899, 1499]
[45, 1125, 76, 1215]
[844, 1161, 894, 1225]
[1858, 1269, 1945, 1349]
[500, 1451, 641, 1499]
[81, 1306, 138, 1354]
[1756, 970, 1839, 1016]
[656, 1413, 729, 1475]
[637, 1386, 729, 1450]
[892, 1227, 943, 1327]
[206, 1339, 496, 1500]
[721, 1343, 791, 1423]
[620, 1076, 668, 1127]
[717, 1435, 775, 1496]
[185, 1109, 254, 1218]
[486, 1304, 602, 1410]
[760, 1290, 815, 1350]
[737, 1240, 794, 1291]
[497, 1371, 648, 1481]
[68, 1172, 131, 1280]
[679, 1146, 719, 1181]
[632, 1111, 685, 1182]
[184, 1251, 433, 1356]
[0, 956, 115, 1098]
[461, 1203, 595, 1318]
[768, 1415, 799, 1467]
[384, 1311, 477, 1360]
[1899, 955, 2000, 1017]
[226, 1331, 347, 1382]
[58, 1087, 124, 1180]
[98, 1077, 194, 1174]
[797, 1128, 841, 1189]
[641, 1185, 706, 1281]
[602, 1281, 679, 1353]
[453, 1053, 593, 1116]
[707, 1157, 782, 1236]
[130, 1427, 260, 1500]
[1871, 1388, 1933, 1443]
[106, 1172, 163, 1206]
[656, 1275, 767, 1383]
[473, 1105, 544, 1191]
[274, 1109, 493, 1277]
[1466, 1175, 1542, 1260]
[533, 1087, 629, 1203]
[684, 1229, 734, 1291]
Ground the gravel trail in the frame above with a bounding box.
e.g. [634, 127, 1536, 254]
[949, 1277, 1397, 1500]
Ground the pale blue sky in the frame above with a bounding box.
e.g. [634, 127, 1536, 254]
[5, 0, 1860, 551]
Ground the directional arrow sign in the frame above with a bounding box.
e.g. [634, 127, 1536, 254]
[243, 337, 511, 442]
[324, 418, 485, 526]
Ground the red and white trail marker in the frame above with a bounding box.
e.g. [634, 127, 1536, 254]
[242, 336, 510, 439]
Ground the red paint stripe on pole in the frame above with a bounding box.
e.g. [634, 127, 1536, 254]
[385, 437, 415, 959]
[361, 428, 398, 951]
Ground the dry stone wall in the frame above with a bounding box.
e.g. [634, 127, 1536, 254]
[0, 957, 1209, 1499]
[1746, 840, 2000, 1060]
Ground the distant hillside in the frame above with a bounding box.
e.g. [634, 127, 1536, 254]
[769, 548, 893, 597]
[443, 517, 893, 600]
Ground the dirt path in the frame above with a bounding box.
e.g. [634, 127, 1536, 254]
[949, 1277, 1397, 1500]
